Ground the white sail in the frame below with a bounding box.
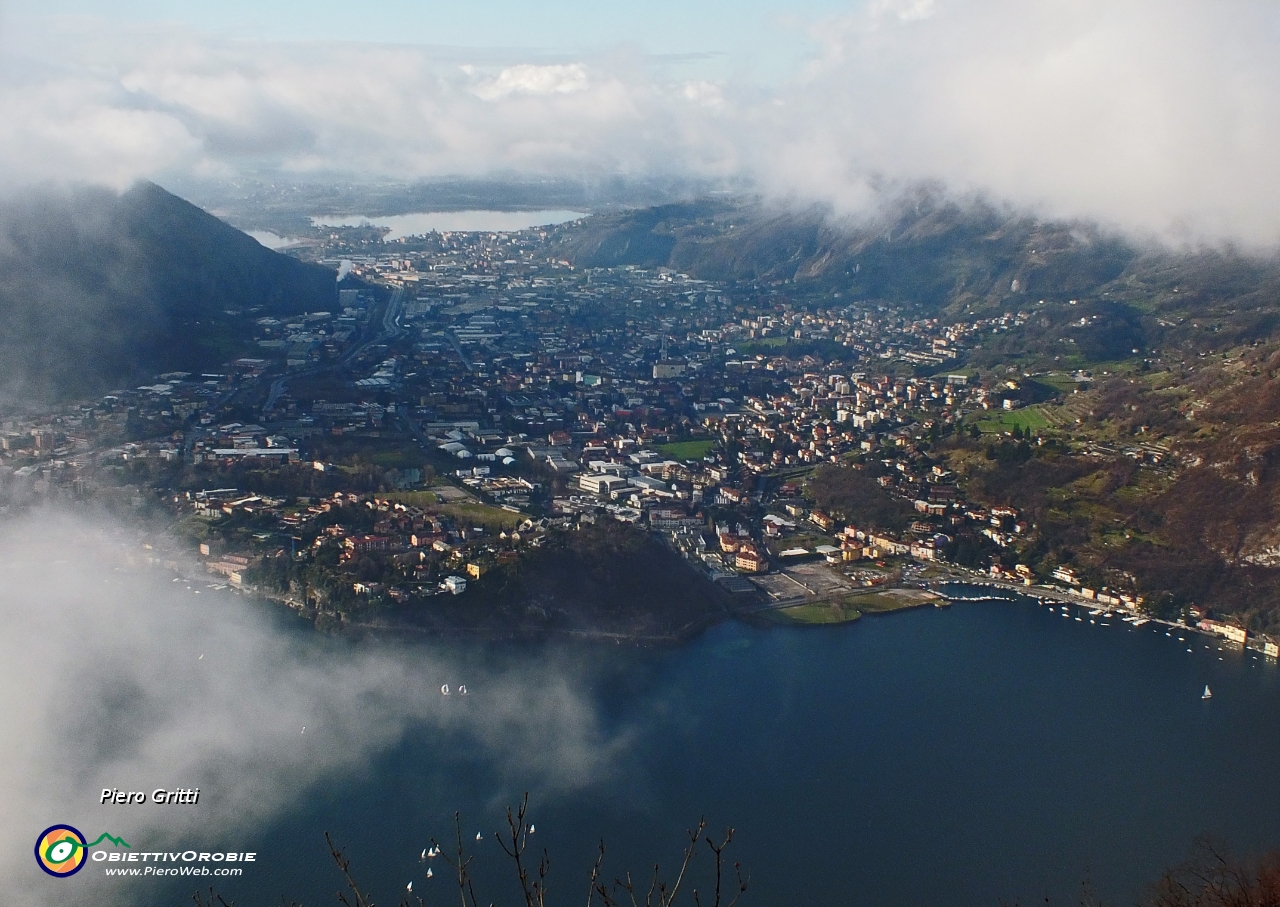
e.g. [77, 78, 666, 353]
[1202, 685, 1212, 699]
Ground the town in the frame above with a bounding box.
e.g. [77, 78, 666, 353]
[2, 219, 1275, 654]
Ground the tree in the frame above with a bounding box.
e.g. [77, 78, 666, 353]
[1147, 835, 1280, 907]
[196, 795, 747, 907]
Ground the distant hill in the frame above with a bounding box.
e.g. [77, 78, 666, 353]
[549, 195, 1280, 365]
[548, 196, 1138, 308]
[0, 181, 336, 401]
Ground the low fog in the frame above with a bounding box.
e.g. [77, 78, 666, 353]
[2, 509, 629, 907]
[2, 0, 1278, 246]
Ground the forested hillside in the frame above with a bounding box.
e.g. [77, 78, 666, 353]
[0, 181, 336, 400]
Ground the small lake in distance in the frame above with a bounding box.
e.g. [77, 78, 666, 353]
[180, 595, 1280, 907]
[311, 209, 587, 238]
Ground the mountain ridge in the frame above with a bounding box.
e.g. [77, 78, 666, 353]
[0, 181, 337, 400]
[547, 196, 1280, 331]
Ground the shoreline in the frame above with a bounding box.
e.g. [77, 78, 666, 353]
[229, 560, 1274, 657]
[927, 571, 1277, 657]
[251, 585, 728, 647]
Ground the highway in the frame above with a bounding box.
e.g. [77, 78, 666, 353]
[260, 285, 405, 419]
[445, 328, 476, 371]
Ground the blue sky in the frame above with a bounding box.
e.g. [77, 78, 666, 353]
[8, 0, 853, 79]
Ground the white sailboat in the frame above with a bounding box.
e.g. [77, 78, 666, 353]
[1202, 685, 1213, 700]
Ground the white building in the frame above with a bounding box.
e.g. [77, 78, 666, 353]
[579, 473, 629, 495]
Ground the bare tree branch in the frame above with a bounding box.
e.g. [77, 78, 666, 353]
[426, 812, 479, 907]
[587, 842, 607, 907]
[268, 804, 747, 907]
[192, 888, 237, 907]
[327, 831, 378, 907]
[659, 819, 707, 907]
[497, 792, 543, 907]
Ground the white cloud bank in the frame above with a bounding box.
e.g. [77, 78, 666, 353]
[0, 510, 625, 907]
[1, 0, 1278, 245]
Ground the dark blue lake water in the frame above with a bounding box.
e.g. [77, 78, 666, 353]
[198, 596, 1280, 907]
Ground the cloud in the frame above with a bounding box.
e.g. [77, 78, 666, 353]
[769, 0, 1280, 245]
[474, 63, 590, 101]
[0, 509, 626, 907]
[1, 1, 1278, 245]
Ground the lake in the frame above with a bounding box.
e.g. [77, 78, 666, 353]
[163, 595, 1280, 907]
[311, 209, 587, 238]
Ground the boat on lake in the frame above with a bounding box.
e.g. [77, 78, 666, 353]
[1202, 685, 1213, 700]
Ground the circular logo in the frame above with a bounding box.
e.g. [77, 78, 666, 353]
[35, 824, 87, 877]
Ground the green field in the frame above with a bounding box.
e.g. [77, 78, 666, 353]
[372, 449, 426, 469]
[767, 601, 863, 625]
[380, 491, 441, 507]
[1035, 372, 1083, 393]
[846, 589, 937, 613]
[435, 501, 524, 532]
[657, 440, 716, 461]
[736, 337, 788, 352]
[376, 491, 522, 530]
[975, 406, 1052, 434]
[764, 532, 837, 556]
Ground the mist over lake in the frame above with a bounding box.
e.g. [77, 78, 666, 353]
[160, 599, 1280, 907]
